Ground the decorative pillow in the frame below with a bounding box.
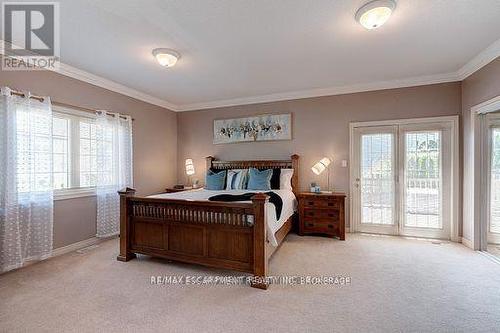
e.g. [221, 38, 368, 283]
[205, 169, 227, 190]
[280, 168, 294, 190]
[247, 168, 273, 190]
[226, 169, 249, 190]
[270, 168, 281, 189]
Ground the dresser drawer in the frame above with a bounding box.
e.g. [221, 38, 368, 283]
[303, 208, 339, 220]
[303, 199, 340, 209]
[302, 219, 338, 233]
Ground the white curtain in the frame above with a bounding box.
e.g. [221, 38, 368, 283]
[95, 111, 133, 238]
[0, 87, 54, 273]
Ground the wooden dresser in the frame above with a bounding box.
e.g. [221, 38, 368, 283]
[298, 192, 346, 240]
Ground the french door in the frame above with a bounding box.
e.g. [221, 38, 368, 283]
[351, 119, 455, 240]
[486, 113, 500, 245]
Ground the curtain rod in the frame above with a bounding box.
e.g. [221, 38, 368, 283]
[9, 90, 135, 121]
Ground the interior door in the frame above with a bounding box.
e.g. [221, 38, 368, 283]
[486, 114, 500, 245]
[398, 124, 452, 239]
[352, 126, 398, 235]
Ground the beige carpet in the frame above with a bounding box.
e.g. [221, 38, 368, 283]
[1, 234, 500, 333]
[488, 244, 500, 260]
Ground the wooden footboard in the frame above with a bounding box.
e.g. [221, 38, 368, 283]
[117, 154, 299, 290]
[117, 188, 272, 289]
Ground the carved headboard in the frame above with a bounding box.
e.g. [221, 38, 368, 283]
[205, 154, 299, 195]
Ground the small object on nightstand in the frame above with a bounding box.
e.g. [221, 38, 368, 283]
[298, 192, 346, 240]
[310, 182, 321, 193]
[165, 186, 192, 193]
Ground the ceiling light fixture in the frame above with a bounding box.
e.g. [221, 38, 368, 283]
[355, 0, 396, 30]
[152, 48, 180, 68]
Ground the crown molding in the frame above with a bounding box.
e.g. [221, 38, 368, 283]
[0, 39, 179, 111]
[56, 63, 179, 111]
[2, 37, 500, 113]
[176, 38, 500, 111]
[176, 71, 461, 111]
[457, 38, 500, 80]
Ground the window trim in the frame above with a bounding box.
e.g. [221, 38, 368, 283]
[54, 187, 96, 201]
[52, 104, 96, 120]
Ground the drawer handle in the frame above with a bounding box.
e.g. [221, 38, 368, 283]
[308, 201, 314, 205]
[308, 212, 315, 216]
[328, 224, 333, 228]
[328, 213, 334, 217]
[328, 202, 334, 206]
[307, 223, 314, 227]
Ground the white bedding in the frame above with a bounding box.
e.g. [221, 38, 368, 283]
[148, 188, 297, 246]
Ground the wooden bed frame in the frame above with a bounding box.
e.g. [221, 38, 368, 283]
[117, 154, 299, 289]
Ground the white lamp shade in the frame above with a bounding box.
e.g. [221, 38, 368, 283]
[319, 157, 331, 167]
[311, 157, 332, 175]
[185, 158, 195, 176]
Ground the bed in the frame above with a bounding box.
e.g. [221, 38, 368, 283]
[117, 154, 299, 289]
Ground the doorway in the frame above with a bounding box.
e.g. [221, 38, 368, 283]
[350, 117, 459, 240]
[483, 113, 500, 257]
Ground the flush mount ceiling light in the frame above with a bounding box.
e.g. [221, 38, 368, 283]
[152, 48, 180, 68]
[355, 0, 396, 30]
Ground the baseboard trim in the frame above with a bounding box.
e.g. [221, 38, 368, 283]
[51, 237, 99, 258]
[461, 237, 474, 249]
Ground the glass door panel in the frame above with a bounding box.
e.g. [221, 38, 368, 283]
[361, 133, 395, 225]
[400, 126, 451, 239]
[353, 126, 398, 235]
[403, 131, 442, 229]
[488, 127, 500, 244]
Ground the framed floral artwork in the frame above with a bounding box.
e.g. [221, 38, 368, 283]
[213, 113, 292, 144]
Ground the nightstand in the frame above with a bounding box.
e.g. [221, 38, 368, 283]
[298, 192, 346, 240]
[165, 187, 193, 193]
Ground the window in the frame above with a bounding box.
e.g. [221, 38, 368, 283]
[16, 105, 100, 198]
[52, 115, 70, 189]
[79, 120, 97, 187]
[16, 108, 53, 192]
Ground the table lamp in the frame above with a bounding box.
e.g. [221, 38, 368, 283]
[311, 157, 332, 193]
[185, 158, 195, 188]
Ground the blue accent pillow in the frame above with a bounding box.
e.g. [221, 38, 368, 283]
[205, 169, 226, 190]
[247, 168, 272, 190]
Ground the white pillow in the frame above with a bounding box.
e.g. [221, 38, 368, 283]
[280, 168, 294, 190]
[226, 169, 249, 190]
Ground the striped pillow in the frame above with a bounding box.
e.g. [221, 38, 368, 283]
[226, 169, 248, 190]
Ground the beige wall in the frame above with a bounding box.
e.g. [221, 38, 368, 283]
[461, 57, 500, 244]
[462, 58, 500, 111]
[0, 70, 178, 248]
[2, 57, 497, 248]
[178, 82, 462, 227]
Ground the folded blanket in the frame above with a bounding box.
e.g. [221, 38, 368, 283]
[208, 191, 283, 220]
